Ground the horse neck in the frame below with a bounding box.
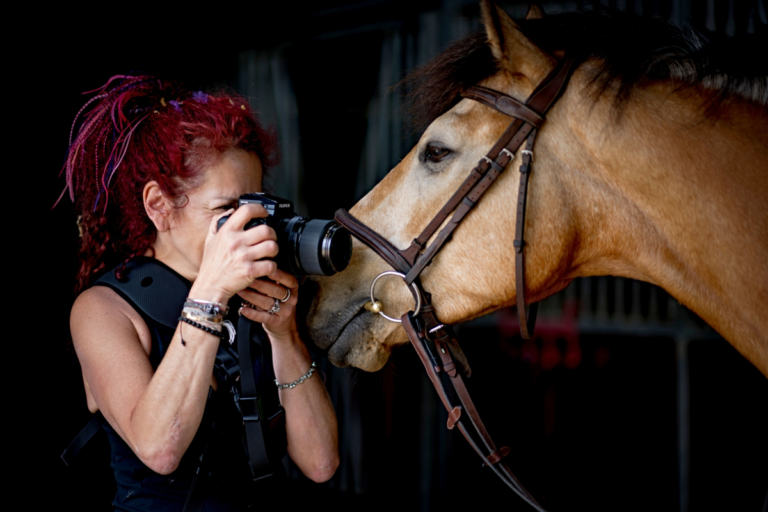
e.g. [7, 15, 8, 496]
[566, 83, 768, 374]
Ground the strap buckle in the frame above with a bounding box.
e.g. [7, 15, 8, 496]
[428, 324, 445, 334]
[238, 396, 259, 422]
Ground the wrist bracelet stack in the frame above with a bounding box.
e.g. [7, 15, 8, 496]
[181, 309, 223, 324]
[179, 298, 235, 346]
[183, 299, 229, 318]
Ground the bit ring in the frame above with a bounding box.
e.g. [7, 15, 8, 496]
[369, 271, 422, 323]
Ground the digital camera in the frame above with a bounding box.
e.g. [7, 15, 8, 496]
[217, 193, 352, 276]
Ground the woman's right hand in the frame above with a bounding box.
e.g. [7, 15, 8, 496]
[190, 203, 279, 303]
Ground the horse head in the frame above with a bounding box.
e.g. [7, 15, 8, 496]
[306, 1, 768, 374]
[305, 2, 578, 371]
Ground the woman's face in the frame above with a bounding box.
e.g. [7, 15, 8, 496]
[158, 148, 263, 280]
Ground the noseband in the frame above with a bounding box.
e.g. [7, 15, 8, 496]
[334, 57, 576, 511]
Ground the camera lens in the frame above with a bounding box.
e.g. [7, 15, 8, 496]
[297, 220, 352, 276]
[220, 208, 352, 276]
[323, 223, 353, 274]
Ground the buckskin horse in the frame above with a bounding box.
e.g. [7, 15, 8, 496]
[305, 3, 766, 505]
[307, 2, 767, 376]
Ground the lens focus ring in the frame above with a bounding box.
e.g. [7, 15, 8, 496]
[296, 220, 352, 276]
[298, 220, 331, 276]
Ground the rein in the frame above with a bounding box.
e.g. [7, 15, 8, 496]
[334, 57, 576, 511]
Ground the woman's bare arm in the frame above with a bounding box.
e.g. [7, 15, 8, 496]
[271, 333, 339, 482]
[239, 276, 339, 483]
[71, 284, 222, 474]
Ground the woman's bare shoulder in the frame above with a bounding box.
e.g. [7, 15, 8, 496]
[71, 286, 157, 426]
[73, 284, 128, 310]
[71, 285, 152, 354]
[71, 286, 133, 328]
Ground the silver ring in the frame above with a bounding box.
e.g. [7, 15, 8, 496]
[239, 300, 256, 316]
[369, 271, 422, 323]
[279, 287, 291, 303]
[268, 299, 280, 315]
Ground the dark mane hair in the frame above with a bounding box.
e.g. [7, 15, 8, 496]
[401, 9, 768, 132]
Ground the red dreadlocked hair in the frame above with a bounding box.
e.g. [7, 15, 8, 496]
[60, 75, 278, 295]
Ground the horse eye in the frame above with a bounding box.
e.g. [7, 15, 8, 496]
[425, 144, 451, 163]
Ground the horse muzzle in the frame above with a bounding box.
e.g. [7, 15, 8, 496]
[306, 290, 395, 372]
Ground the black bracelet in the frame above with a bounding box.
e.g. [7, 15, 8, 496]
[178, 316, 223, 345]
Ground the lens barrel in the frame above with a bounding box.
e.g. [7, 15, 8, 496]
[295, 219, 352, 276]
[218, 211, 352, 276]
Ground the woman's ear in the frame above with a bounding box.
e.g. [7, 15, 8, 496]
[143, 181, 172, 232]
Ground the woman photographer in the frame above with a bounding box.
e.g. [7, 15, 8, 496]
[64, 75, 339, 510]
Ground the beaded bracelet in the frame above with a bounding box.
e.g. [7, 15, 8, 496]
[275, 362, 317, 389]
[178, 316, 223, 346]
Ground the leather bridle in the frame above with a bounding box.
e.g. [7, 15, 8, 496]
[334, 57, 577, 511]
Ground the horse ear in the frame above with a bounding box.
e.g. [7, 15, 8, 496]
[525, 2, 545, 19]
[480, 0, 555, 88]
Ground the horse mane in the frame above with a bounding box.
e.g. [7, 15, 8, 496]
[401, 9, 768, 132]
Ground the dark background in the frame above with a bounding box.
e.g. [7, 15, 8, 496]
[19, 1, 767, 511]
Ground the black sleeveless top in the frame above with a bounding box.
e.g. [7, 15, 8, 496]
[93, 259, 283, 511]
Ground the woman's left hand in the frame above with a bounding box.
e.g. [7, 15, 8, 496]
[237, 269, 299, 341]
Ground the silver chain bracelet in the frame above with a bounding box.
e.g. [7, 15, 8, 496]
[275, 362, 316, 390]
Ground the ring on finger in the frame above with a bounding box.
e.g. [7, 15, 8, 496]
[239, 300, 257, 316]
[279, 287, 291, 303]
[268, 299, 281, 315]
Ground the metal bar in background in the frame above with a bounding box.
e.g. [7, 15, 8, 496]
[675, 336, 691, 512]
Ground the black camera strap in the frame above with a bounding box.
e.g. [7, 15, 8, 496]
[237, 315, 282, 481]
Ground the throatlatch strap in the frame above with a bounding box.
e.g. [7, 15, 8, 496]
[515, 130, 539, 339]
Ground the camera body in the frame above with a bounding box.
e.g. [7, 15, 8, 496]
[217, 193, 352, 276]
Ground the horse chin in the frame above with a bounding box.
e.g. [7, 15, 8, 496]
[325, 311, 392, 372]
[306, 291, 393, 371]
